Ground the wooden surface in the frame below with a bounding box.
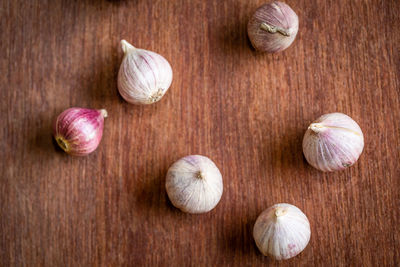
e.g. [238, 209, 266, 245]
[1, 0, 399, 266]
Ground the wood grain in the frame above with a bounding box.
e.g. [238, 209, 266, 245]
[1, 0, 399, 266]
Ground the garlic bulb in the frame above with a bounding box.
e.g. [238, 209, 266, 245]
[165, 155, 223, 214]
[53, 107, 107, 156]
[117, 40, 173, 104]
[247, 2, 299, 53]
[253, 203, 310, 260]
[302, 113, 364, 172]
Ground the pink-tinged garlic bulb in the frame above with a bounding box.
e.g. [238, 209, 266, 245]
[117, 40, 173, 105]
[166, 155, 223, 214]
[53, 107, 107, 156]
[253, 203, 311, 260]
[247, 2, 299, 53]
[302, 113, 364, 172]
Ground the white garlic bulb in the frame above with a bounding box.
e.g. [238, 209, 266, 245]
[165, 155, 223, 214]
[253, 203, 311, 260]
[302, 112, 364, 172]
[117, 40, 173, 105]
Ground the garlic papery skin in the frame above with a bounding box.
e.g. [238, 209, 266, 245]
[253, 203, 311, 260]
[165, 155, 223, 214]
[53, 108, 107, 156]
[302, 113, 364, 172]
[247, 2, 299, 53]
[117, 40, 173, 105]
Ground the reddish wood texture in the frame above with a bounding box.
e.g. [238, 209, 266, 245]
[1, 0, 399, 266]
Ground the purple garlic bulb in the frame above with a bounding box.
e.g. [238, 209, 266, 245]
[247, 1, 299, 53]
[53, 107, 107, 156]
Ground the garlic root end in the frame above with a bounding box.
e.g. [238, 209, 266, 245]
[55, 136, 70, 152]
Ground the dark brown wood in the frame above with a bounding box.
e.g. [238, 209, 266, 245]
[1, 0, 399, 266]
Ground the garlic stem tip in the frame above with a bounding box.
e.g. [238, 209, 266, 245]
[121, 39, 135, 53]
[100, 109, 108, 118]
[309, 123, 325, 133]
[275, 208, 286, 217]
[260, 22, 290, 36]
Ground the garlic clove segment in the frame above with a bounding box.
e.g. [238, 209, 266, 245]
[247, 1, 299, 53]
[53, 107, 107, 156]
[253, 203, 311, 260]
[117, 40, 173, 105]
[302, 112, 364, 172]
[165, 155, 223, 214]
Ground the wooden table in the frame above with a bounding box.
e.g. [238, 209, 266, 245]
[1, 0, 399, 266]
